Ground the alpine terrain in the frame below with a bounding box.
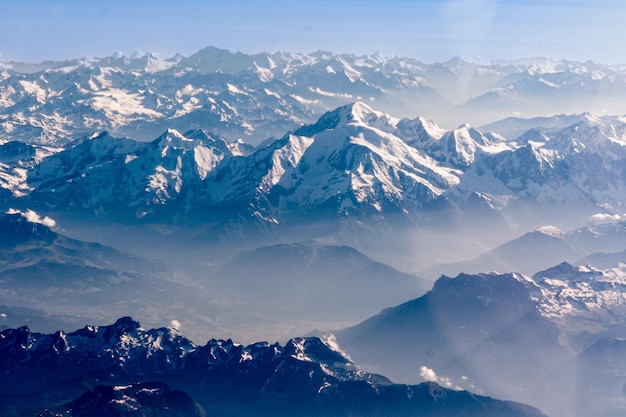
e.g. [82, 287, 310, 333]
[2, 47, 626, 417]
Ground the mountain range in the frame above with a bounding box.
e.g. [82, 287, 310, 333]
[2, 48, 626, 146]
[3, 47, 626, 417]
[420, 221, 626, 278]
[1, 101, 625, 228]
[0, 316, 547, 417]
[0, 96, 624, 280]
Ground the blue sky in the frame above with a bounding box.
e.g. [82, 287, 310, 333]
[1, 0, 625, 64]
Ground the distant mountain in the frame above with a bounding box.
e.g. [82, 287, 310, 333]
[335, 262, 626, 417]
[3, 49, 626, 147]
[0, 304, 83, 333]
[420, 222, 626, 278]
[577, 247, 626, 269]
[215, 242, 429, 323]
[0, 210, 429, 343]
[0, 211, 163, 291]
[451, 59, 626, 125]
[478, 113, 590, 140]
[0, 48, 446, 146]
[0, 317, 547, 417]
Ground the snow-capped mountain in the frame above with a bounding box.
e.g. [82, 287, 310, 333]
[2, 48, 626, 148]
[452, 58, 626, 125]
[0, 47, 443, 146]
[0, 100, 623, 234]
[2, 101, 622, 229]
[208, 102, 462, 221]
[531, 262, 626, 345]
[4, 103, 463, 223]
[445, 111, 626, 214]
[25, 128, 236, 220]
[0, 317, 547, 417]
[0, 140, 59, 200]
[3, 47, 626, 417]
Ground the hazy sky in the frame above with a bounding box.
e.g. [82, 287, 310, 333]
[2, 0, 625, 64]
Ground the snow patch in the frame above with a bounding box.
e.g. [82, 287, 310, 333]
[125, 155, 138, 164]
[537, 225, 566, 238]
[309, 87, 353, 99]
[226, 83, 247, 95]
[254, 63, 274, 82]
[263, 88, 281, 99]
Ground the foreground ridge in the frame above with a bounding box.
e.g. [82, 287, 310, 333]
[0, 317, 547, 417]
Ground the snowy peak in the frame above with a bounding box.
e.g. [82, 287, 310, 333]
[546, 113, 626, 154]
[292, 102, 397, 137]
[536, 225, 567, 238]
[436, 124, 507, 167]
[26, 129, 240, 213]
[394, 118, 513, 169]
[4, 48, 626, 148]
[339, 101, 399, 130]
[155, 128, 197, 150]
[395, 116, 447, 144]
[260, 103, 462, 216]
[283, 337, 352, 370]
[182, 129, 233, 155]
[514, 128, 551, 145]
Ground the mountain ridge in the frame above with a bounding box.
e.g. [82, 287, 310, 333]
[0, 317, 548, 417]
[3, 47, 626, 146]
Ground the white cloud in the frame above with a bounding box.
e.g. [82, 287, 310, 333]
[419, 366, 462, 390]
[6, 208, 56, 227]
[589, 213, 626, 224]
[170, 319, 181, 330]
[322, 334, 352, 362]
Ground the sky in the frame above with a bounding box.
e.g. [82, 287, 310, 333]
[1, 0, 625, 64]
